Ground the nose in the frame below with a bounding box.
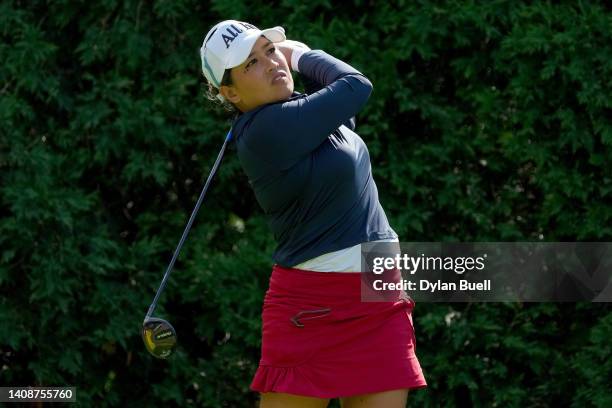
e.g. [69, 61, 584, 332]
[265, 55, 280, 71]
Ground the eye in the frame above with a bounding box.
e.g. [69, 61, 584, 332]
[246, 59, 256, 70]
[245, 47, 275, 71]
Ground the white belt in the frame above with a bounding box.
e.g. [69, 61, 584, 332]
[293, 238, 399, 272]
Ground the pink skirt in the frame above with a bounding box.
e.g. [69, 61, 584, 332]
[250, 265, 427, 398]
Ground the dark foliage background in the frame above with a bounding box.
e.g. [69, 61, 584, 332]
[1, 0, 611, 406]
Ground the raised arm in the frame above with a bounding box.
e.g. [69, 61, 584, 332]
[298, 72, 356, 131]
[243, 50, 371, 169]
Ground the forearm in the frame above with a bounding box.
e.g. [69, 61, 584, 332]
[296, 50, 372, 91]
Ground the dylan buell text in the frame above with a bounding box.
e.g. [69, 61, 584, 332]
[373, 279, 492, 292]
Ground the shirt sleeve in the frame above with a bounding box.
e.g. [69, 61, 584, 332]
[243, 50, 371, 169]
[298, 72, 357, 131]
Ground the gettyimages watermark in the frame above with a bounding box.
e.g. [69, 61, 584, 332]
[359, 242, 612, 302]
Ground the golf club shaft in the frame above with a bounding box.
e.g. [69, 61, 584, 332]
[145, 130, 232, 322]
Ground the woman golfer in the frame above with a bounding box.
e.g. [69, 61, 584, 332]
[200, 20, 426, 407]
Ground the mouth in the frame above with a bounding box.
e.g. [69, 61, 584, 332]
[272, 71, 287, 84]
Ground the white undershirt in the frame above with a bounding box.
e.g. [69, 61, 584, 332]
[293, 238, 400, 272]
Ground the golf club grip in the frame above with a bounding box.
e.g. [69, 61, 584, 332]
[145, 131, 232, 321]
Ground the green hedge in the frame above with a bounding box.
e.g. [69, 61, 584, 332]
[1, 0, 610, 406]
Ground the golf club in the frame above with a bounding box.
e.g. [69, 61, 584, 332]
[142, 129, 232, 359]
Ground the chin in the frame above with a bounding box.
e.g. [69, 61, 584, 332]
[272, 85, 294, 103]
[282, 85, 294, 98]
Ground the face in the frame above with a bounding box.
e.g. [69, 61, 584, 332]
[220, 36, 294, 112]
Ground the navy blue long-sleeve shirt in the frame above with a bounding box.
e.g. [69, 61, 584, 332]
[232, 50, 397, 267]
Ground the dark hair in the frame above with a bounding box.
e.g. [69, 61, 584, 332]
[205, 69, 236, 112]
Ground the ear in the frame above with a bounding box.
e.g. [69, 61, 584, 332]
[219, 85, 241, 104]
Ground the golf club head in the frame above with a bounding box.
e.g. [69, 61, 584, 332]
[142, 317, 177, 359]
